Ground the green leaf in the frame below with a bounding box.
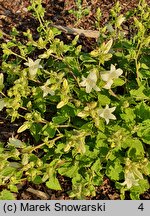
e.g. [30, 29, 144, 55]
[57, 99, 68, 109]
[55, 143, 65, 154]
[126, 139, 145, 159]
[33, 176, 43, 184]
[96, 118, 105, 132]
[102, 38, 113, 54]
[120, 108, 136, 123]
[58, 162, 78, 178]
[91, 159, 103, 186]
[2, 43, 13, 56]
[0, 166, 16, 177]
[17, 121, 30, 133]
[143, 161, 150, 176]
[42, 123, 56, 138]
[106, 159, 123, 181]
[112, 78, 125, 88]
[130, 86, 149, 100]
[81, 122, 93, 131]
[33, 97, 46, 113]
[97, 131, 107, 139]
[30, 123, 42, 142]
[22, 153, 29, 165]
[52, 116, 68, 124]
[37, 37, 47, 49]
[60, 104, 76, 117]
[72, 35, 79, 46]
[130, 179, 149, 200]
[134, 17, 145, 33]
[0, 190, 15, 200]
[98, 93, 110, 106]
[137, 120, 150, 144]
[46, 175, 62, 190]
[0, 99, 6, 111]
[80, 53, 96, 63]
[91, 159, 102, 174]
[92, 173, 103, 186]
[135, 102, 150, 121]
[9, 185, 18, 193]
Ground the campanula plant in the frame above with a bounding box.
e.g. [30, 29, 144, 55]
[0, 0, 150, 200]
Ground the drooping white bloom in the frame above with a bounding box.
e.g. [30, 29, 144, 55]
[121, 171, 139, 189]
[24, 58, 42, 78]
[80, 70, 100, 93]
[40, 79, 55, 97]
[97, 104, 116, 124]
[40, 85, 55, 97]
[101, 64, 123, 89]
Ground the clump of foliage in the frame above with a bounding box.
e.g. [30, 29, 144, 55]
[68, 0, 90, 24]
[0, 0, 150, 200]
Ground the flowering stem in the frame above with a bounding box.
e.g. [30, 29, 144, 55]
[33, 4, 47, 34]
[109, 89, 120, 99]
[57, 124, 79, 129]
[11, 51, 27, 61]
[135, 58, 140, 86]
[31, 134, 64, 152]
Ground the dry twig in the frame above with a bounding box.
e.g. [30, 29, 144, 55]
[26, 188, 49, 200]
[51, 24, 100, 39]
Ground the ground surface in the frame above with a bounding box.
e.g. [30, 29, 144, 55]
[0, 0, 150, 200]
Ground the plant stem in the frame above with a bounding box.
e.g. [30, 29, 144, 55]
[135, 36, 144, 86]
[0, 91, 6, 97]
[31, 134, 64, 152]
[11, 51, 27, 61]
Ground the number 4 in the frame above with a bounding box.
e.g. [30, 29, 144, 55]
[138, 203, 144, 211]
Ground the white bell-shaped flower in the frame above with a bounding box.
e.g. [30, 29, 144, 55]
[121, 171, 139, 189]
[40, 79, 55, 97]
[101, 64, 123, 89]
[24, 58, 42, 78]
[97, 104, 116, 124]
[80, 70, 100, 93]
